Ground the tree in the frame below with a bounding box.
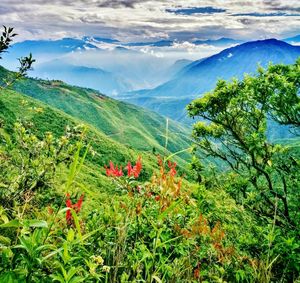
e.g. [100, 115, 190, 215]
[257, 60, 300, 127]
[0, 26, 35, 89]
[187, 61, 300, 228]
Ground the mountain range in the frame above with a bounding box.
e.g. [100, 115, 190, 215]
[32, 60, 133, 96]
[121, 39, 300, 123]
[2, 35, 300, 126]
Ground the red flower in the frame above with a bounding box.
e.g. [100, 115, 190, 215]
[126, 156, 142, 178]
[168, 160, 177, 177]
[73, 194, 84, 213]
[66, 193, 84, 225]
[133, 156, 142, 178]
[105, 161, 123, 177]
[157, 155, 163, 166]
[127, 161, 133, 177]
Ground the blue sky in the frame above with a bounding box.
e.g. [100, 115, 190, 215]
[0, 0, 299, 42]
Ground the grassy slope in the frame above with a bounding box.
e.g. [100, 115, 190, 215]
[0, 67, 191, 163]
[0, 60, 195, 191]
[0, 88, 166, 191]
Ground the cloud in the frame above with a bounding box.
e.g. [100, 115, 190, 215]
[273, 6, 300, 12]
[166, 6, 226, 15]
[233, 12, 300, 17]
[97, 0, 143, 8]
[0, 0, 299, 43]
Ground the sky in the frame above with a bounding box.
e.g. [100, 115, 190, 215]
[0, 0, 299, 42]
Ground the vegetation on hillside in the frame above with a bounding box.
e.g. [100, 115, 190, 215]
[187, 59, 300, 281]
[0, 27, 299, 282]
[0, 66, 191, 164]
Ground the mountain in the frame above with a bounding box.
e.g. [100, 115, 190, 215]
[2, 36, 233, 93]
[166, 59, 193, 78]
[0, 85, 149, 186]
[1, 37, 100, 70]
[5, 38, 98, 58]
[122, 39, 300, 122]
[124, 38, 243, 48]
[32, 60, 133, 96]
[0, 66, 191, 167]
[2, 38, 182, 92]
[83, 36, 120, 44]
[193, 37, 243, 46]
[124, 40, 174, 47]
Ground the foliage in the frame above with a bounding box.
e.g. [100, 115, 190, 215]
[0, 129, 256, 282]
[0, 26, 299, 282]
[0, 122, 86, 207]
[0, 66, 191, 167]
[0, 26, 35, 89]
[187, 60, 300, 281]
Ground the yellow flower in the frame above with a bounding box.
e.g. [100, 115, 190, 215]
[102, 265, 110, 273]
[89, 266, 96, 275]
[92, 255, 104, 265]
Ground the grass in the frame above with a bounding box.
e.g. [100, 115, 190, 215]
[0, 88, 161, 190]
[0, 66, 192, 164]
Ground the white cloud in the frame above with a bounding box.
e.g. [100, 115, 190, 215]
[0, 0, 299, 42]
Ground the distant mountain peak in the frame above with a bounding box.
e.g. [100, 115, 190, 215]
[242, 38, 288, 45]
[127, 38, 300, 119]
[83, 36, 120, 44]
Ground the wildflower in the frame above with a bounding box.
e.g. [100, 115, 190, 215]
[126, 161, 133, 176]
[126, 156, 142, 178]
[66, 194, 72, 225]
[134, 156, 142, 177]
[168, 160, 177, 177]
[92, 255, 104, 266]
[157, 155, 163, 166]
[146, 192, 153, 198]
[89, 266, 96, 275]
[105, 161, 123, 177]
[194, 268, 200, 279]
[136, 185, 142, 193]
[102, 265, 111, 273]
[66, 193, 84, 225]
[73, 194, 84, 213]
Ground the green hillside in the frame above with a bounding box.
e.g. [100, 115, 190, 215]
[0, 66, 191, 161]
[0, 87, 167, 189]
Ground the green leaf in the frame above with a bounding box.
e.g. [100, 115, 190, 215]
[27, 220, 48, 228]
[152, 275, 163, 283]
[67, 228, 75, 242]
[0, 219, 20, 228]
[0, 235, 11, 245]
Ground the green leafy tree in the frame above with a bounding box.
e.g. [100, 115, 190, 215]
[187, 61, 300, 228]
[0, 26, 35, 89]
